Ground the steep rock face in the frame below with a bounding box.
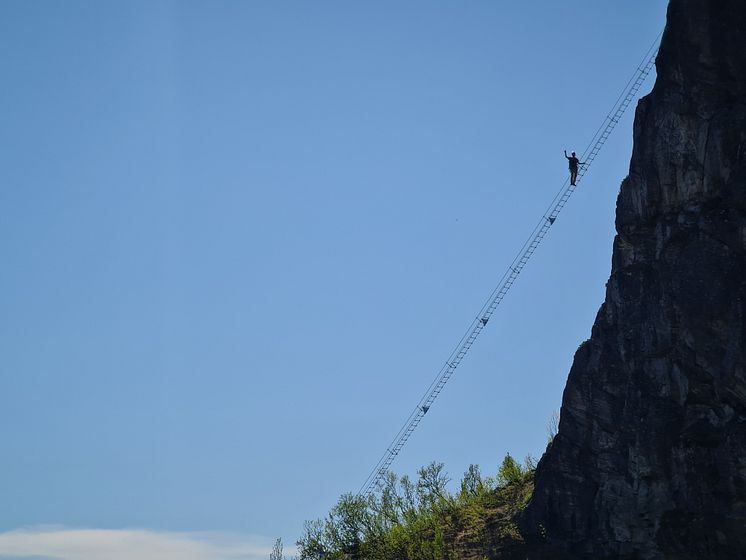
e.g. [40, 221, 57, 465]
[522, 1, 746, 558]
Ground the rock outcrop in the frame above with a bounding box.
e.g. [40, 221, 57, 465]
[522, 1, 746, 558]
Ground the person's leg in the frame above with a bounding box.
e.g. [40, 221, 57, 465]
[570, 169, 577, 185]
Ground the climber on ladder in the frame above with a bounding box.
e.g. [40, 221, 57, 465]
[564, 150, 586, 186]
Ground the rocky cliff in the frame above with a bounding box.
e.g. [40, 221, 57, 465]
[522, 1, 746, 558]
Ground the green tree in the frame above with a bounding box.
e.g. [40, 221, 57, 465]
[497, 453, 524, 486]
[270, 537, 283, 560]
[326, 493, 371, 555]
[373, 471, 404, 527]
[416, 462, 450, 509]
[297, 519, 327, 560]
[398, 474, 417, 519]
[460, 464, 483, 498]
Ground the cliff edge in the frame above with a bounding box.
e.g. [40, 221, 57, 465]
[522, 1, 746, 558]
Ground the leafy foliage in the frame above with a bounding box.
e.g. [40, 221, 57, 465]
[270, 538, 284, 560]
[297, 456, 535, 560]
[496, 454, 523, 486]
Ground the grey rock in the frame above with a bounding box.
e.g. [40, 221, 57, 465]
[521, 1, 746, 558]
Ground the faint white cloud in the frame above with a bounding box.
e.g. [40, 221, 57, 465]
[0, 526, 280, 560]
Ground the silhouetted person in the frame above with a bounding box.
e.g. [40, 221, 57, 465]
[564, 150, 585, 186]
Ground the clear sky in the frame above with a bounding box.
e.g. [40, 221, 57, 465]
[1, 1, 667, 558]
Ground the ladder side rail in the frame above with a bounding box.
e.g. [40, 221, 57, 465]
[357, 36, 661, 498]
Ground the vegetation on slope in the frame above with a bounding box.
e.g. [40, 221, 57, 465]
[296, 454, 535, 560]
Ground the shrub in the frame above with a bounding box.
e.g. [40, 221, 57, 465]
[298, 455, 534, 560]
[497, 453, 524, 486]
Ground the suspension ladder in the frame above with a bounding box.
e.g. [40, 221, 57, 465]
[357, 34, 661, 499]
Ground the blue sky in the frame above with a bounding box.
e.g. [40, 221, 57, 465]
[1, 1, 667, 557]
